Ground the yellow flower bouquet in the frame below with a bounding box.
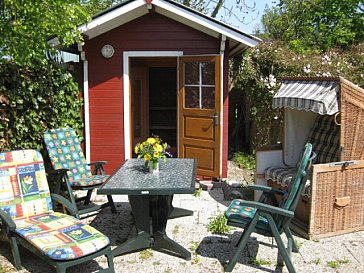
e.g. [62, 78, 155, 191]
[134, 137, 171, 170]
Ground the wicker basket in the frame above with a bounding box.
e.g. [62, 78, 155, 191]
[256, 77, 364, 239]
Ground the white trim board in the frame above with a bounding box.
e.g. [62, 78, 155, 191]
[123, 51, 183, 160]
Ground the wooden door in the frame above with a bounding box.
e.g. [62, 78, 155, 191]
[130, 66, 149, 155]
[178, 56, 221, 177]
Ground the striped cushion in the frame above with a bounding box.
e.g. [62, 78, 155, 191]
[264, 167, 311, 196]
[0, 150, 52, 219]
[44, 128, 104, 187]
[14, 212, 110, 260]
[225, 199, 269, 225]
[307, 114, 339, 164]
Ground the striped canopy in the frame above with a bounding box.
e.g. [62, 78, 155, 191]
[273, 79, 340, 115]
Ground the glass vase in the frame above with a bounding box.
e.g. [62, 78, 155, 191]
[149, 160, 159, 174]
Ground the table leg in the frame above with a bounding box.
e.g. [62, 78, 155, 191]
[168, 195, 194, 219]
[112, 195, 151, 257]
[151, 195, 191, 260]
[113, 195, 191, 260]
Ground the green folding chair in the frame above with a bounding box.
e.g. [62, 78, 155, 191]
[224, 143, 315, 272]
[44, 128, 116, 218]
[0, 149, 114, 273]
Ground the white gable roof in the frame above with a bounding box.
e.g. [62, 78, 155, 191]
[78, 0, 260, 56]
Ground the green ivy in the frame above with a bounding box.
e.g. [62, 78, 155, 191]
[0, 59, 83, 156]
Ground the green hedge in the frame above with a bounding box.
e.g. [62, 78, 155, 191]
[0, 59, 83, 153]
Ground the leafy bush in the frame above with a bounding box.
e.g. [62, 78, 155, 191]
[232, 151, 256, 170]
[0, 59, 83, 156]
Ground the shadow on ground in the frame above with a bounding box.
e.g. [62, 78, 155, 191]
[196, 231, 284, 273]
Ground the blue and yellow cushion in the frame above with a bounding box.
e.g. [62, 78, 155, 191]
[14, 212, 110, 260]
[225, 199, 269, 225]
[0, 150, 52, 219]
[44, 128, 108, 187]
[0, 149, 111, 260]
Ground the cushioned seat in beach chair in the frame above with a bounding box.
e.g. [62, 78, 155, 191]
[0, 149, 115, 273]
[264, 114, 339, 197]
[44, 128, 116, 218]
[223, 143, 315, 273]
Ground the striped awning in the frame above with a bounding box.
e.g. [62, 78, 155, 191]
[273, 79, 340, 115]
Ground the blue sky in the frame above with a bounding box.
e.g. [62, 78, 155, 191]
[221, 0, 275, 34]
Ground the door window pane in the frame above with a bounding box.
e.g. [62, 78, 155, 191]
[202, 87, 215, 109]
[185, 62, 199, 85]
[201, 62, 215, 85]
[185, 87, 199, 108]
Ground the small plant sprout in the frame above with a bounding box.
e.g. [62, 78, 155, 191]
[207, 213, 231, 234]
[193, 187, 202, 197]
[313, 257, 321, 265]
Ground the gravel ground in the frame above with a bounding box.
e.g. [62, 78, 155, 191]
[1, 161, 364, 273]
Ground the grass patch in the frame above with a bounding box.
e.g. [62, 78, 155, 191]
[327, 258, 350, 269]
[250, 258, 272, 266]
[139, 249, 153, 260]
[207, 213, 231, 234]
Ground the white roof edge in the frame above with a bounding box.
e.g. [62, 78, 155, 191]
[153, 0, 260, 48]
[78, 0, 145, 33]
[76, 0, 259, 50]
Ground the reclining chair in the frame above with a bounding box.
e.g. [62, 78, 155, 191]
[0, 149, 115, 273]
[224, 143, 315, 273]
[44, 128, 116, 218]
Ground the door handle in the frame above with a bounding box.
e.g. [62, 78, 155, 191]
[211, 113, 219, 126]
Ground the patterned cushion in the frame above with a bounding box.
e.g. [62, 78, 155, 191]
[0, 149, 110, 261]
[307, 114, 339, 164]
[264, 167, 311, 197]
[225, 199, 269, 225]
[71, 175, 109, 187]
[14, 212, 110, 260]
[44, 128, 104, 187]
[0, 150, 52, 219]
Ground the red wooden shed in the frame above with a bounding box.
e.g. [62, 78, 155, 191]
[54, 0, 260, 178]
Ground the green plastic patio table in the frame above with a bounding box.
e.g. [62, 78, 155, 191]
[97, 158, 197, 260]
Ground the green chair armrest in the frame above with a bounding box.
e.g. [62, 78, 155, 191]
[88, 161, 108, 175]
[88, 161, 108, 166]
[51, 193, 78, 216]
[0, 208, 16, 233]
[232, 200, 294, 218]
[247, 185, 285, 196]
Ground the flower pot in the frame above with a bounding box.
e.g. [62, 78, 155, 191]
[149, 161, 159, 174]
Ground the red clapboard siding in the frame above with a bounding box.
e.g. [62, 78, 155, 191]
[85, 12, 228, 175]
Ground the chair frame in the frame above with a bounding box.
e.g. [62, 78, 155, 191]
[0, 193, 115, 273]
[44, 128, 116, 219]
[224, 144, 315, 273]
[48, 162, 116, 219]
